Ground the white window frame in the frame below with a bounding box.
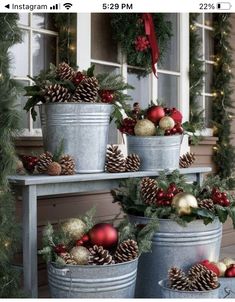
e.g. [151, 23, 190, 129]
[77, 13, 190, 153]
[195, 13, 214, 136]
[14, 13, 58, 137]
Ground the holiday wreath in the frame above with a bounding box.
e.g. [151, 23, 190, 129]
[110, 13, 172, 77]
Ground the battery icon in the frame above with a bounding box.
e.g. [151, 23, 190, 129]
[217, 2, 232, 9]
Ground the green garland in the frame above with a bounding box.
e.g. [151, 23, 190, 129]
[185, 14, 205, 144]
[212, 13, 235, 180]
[110, 14, 172, 77]
[0, 14, 24, 297]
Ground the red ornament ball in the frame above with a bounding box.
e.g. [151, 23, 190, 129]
[170, 108, 183, 123]
[147, 106, 165, 124]
[88, 223, 118, 249]
[225, 264, 235, 277]
[200, 259, 220, 276]
[135, 35, 150, 52]
[21, 155, 38, 173]
[73, 71, 86, 85]
[99, 90, 114, 103]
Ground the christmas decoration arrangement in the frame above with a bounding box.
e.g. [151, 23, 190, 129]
[179, 152, 196, 168]
[111, 14, 172, 77]
[167, 263, 219, 291]
[39, 208, 158, 267]
[117, 103, 184, 137]
[204, 257, 235, 278]
[112, 170, 235, 227]
[19, 142, 76, 176]
[105, 145, 140, 173]
[24, 63, 132, 121]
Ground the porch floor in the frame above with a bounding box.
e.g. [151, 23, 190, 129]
[38, 245, 235, 298]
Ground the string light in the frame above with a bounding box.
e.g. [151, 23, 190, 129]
[0, 73, 3, 81]
[4, 241, 10, 248]
[220, 91, 224, 96]
[190, 24, 196, 31]
[213, 146, 218, 151]
[212, 92, 217, 97]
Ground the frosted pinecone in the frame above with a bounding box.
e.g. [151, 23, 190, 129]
[88, 245, 113, 265]
[43, 84, 71, 103]
[72, 77, 99, 102]
[168, 267, 190, 291]
[114, 239, 139, 263]
[57, 62, 75, 80]
[36, 151, 53, 173]
[140, 177, 157, 205]
[189, 266, 218, 291]
[198, 199, 215, 212]
[179, 152, 196, 168]
[105, 145, 126, 173]
[59, 155, 76, 175]
[125, 154, 141, 172]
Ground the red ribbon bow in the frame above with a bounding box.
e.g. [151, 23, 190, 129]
[142, 13, 160, 77]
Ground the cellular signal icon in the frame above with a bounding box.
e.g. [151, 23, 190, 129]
[63, 3, 73, 9]
[50, 3, 60, 10]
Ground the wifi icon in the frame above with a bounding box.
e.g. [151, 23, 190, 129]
[63, 2, 73, 9]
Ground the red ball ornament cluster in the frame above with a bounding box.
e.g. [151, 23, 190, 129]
[118, 103, 184, 137]
[119, 117, 137, 135]
[72, 71, 86, 85]
[135, 35, 150, 52]
[99, 90, 114, 103]
[156, 183, 183, 207]
[20, 155, 38, 173]
[211, 187, 230, 207]
[225, 264, 235, 277]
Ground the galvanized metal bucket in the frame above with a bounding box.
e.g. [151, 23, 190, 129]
[128, 215, 222, 298]
[126, 135, 182, 171]
[219, 277, 235, 298]
[158, 279, 220, 298]
[40, 103, 113, 173]
[47, 258, 138, 298]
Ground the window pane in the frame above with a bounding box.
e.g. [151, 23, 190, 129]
[16, 80, 30, 129]
[32, 13, 56, 30]
[127, 70, 150, 109]
[196, 27, 203, 57]
[33, 105, 41, 129]
[91, 14, 119, 63]
[158, 13, 179, 72]
[9, 30, 29, 77]
[205, 96, 212, 127]
[205, 63, 213, 93]
[32, 33, 57, 76]
[205, 30, 214, 61]
[205, 13, 213, 27]
[196, 14, 203, 24]
[19, 13, 29, 26]
[158, 74, 178, 107]
[93, 64, 120, 75]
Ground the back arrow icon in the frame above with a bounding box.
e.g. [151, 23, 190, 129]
[5, 4, 10, 8]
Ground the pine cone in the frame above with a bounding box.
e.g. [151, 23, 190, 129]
[47, 162, 62, 176]
[198, 199, 215, 212]
[59, 155, 76, 175]
[140, 177, 157, 205]
[57, 62, 75, 80]
[189, 266, 218, 291]
[125, 154, 140, 172]
[188, 264, 207, 280]
[88, 245, 113, 265]
[36, 151, 53, 173]
[179, 152, 196, 168]
[105, 145, 126, 173]
[168, 267, 190, 291]
[43, 84, 71, 103]
[72, 77, 99, 102]
[59, 252, 77, 265]
[114, 239, 139, 263]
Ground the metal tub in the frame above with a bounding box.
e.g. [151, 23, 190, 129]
[40, 103, 112, 173]
[219, 277, 235, 298]
[129, 215, 222, 298]
[126, 135, 182, 171]
[158, 279, 220, 298]
[48, 258, 138, 298]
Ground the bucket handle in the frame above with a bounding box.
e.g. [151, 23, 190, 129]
[224, 287, 235, 298]
[50, 265, 70, 276]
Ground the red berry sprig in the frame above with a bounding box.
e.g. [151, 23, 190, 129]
[73, 71, 86, 85]
[53, 244, 67, 255]
[164, 123, 183, 136]
[118, 118, 137, 135]
[20, 155, 38, 173]
[156, 183, 183, 207]
[211, 187, 230, 207]
[76, 234, 90, 246]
